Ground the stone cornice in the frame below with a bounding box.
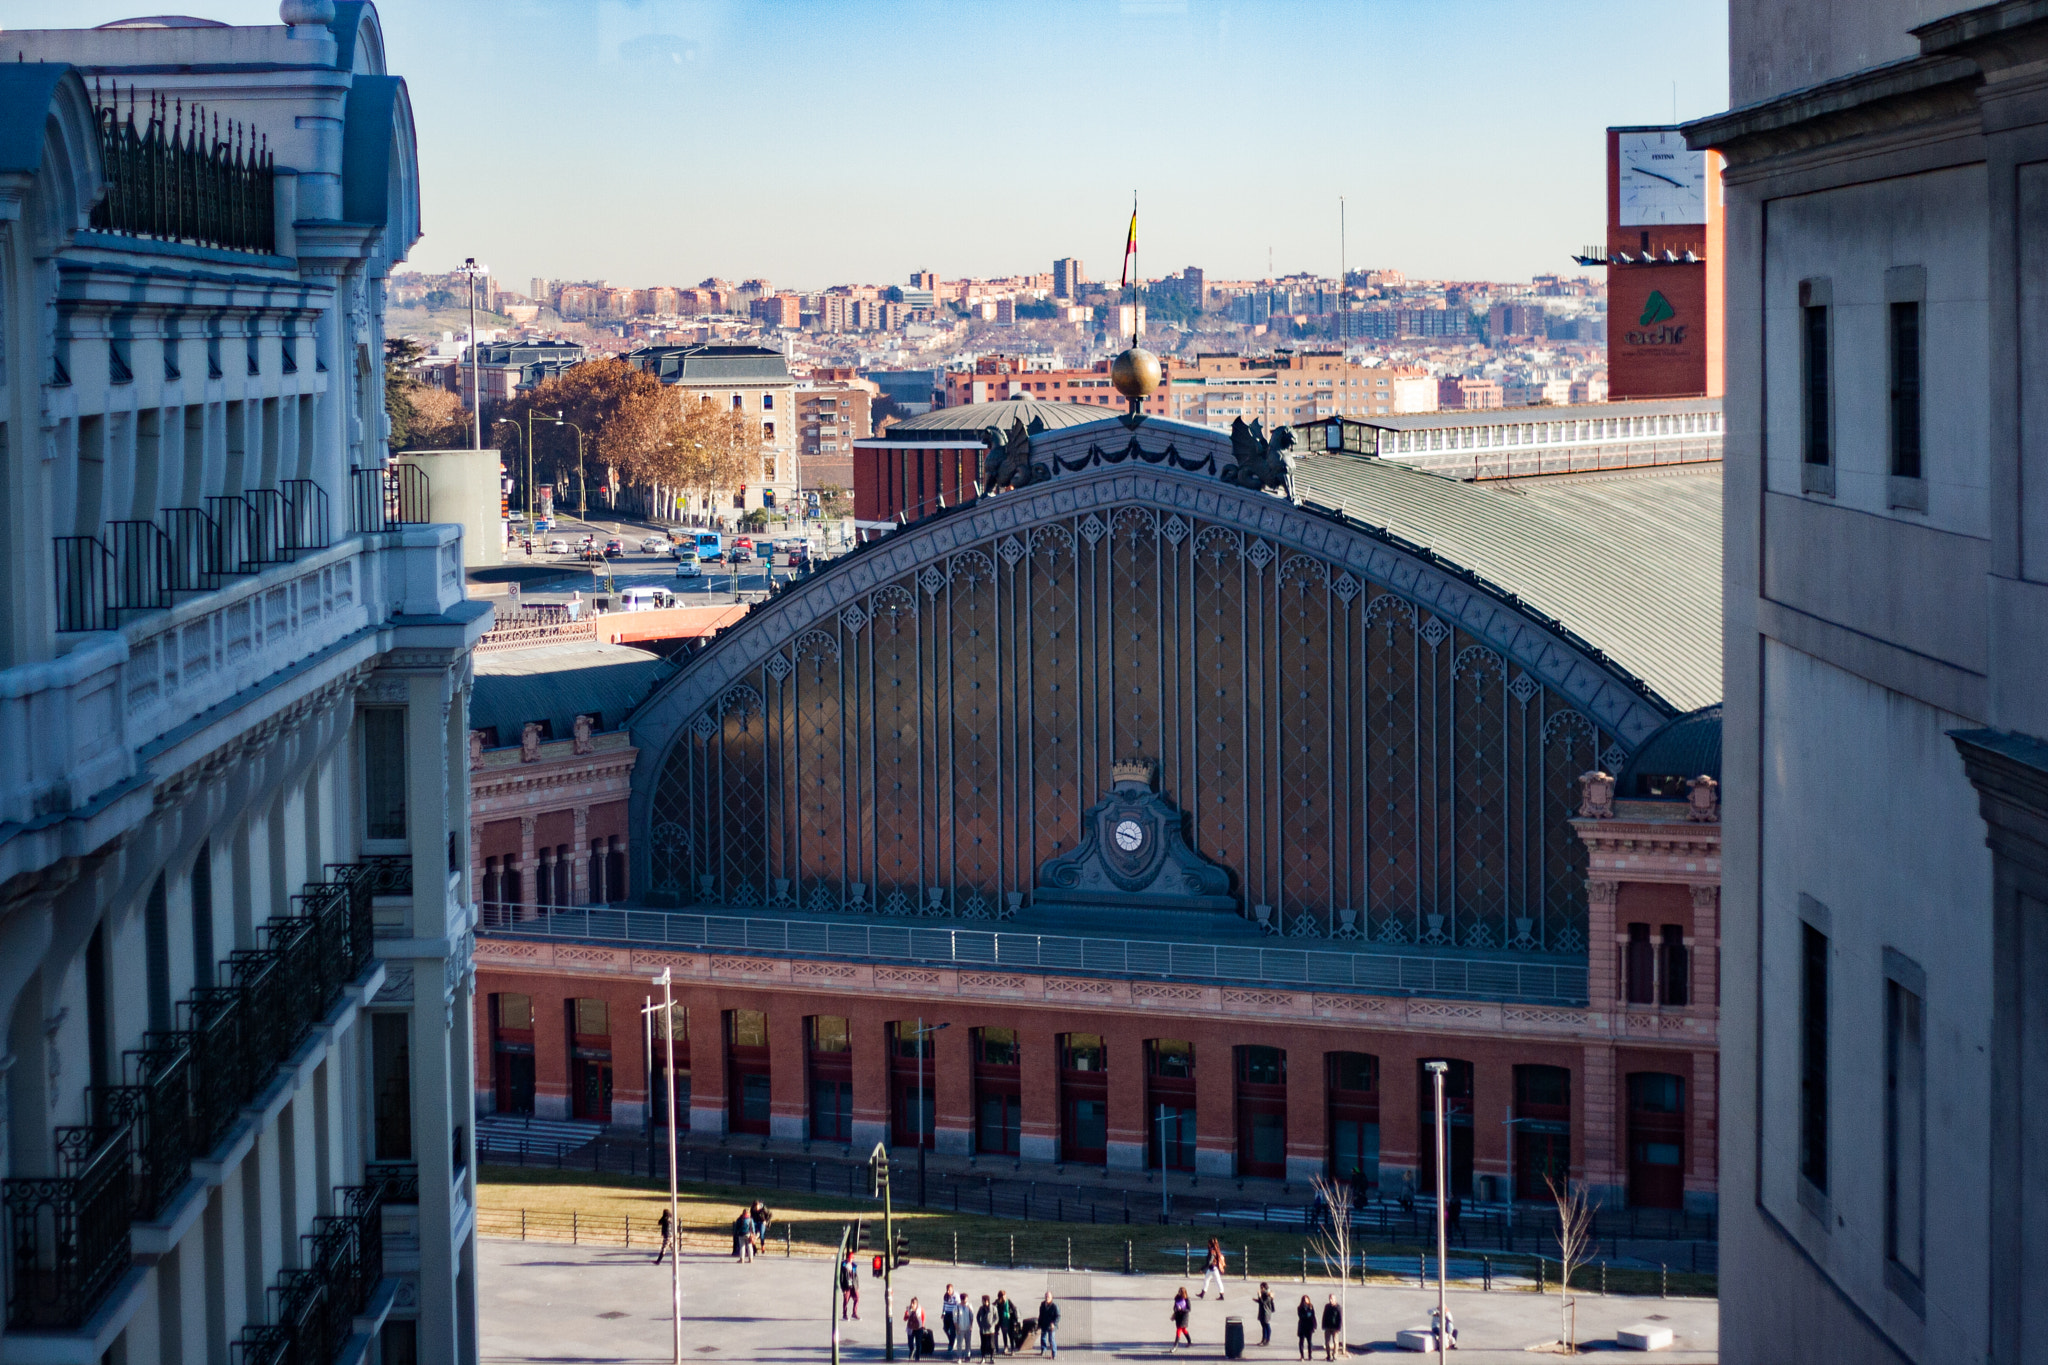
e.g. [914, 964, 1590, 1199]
[471, 751, 637, 804]
[471, 934, 1715, 1049]
[1682, 54, 1981, 169]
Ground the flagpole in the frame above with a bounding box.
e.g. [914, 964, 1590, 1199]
[1130, 191, 1139, 348]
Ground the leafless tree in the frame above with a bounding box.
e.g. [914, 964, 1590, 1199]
[1307, 1174, 1352, 1356]
[1546, 1175, 1598, 1354]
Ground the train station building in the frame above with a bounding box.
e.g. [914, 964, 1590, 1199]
[472, 405, 1724, 1214]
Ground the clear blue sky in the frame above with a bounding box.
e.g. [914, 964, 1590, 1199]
[10, 1, 1728, 290]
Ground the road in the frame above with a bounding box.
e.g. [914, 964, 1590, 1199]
[498, 514, 844, 607]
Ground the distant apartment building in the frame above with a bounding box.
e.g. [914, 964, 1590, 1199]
[1440, 376, 1506, 410]
[942, 354, 1171, 416]
[443, 340, 589, 409]
[1503, 377, 1574, 407]
[1570, 376, 1610, 405]
[1053, 257, 1084, 298]
[867, 368, 942, 416]
[796, 375, 874, 491]
[1338, 306, 1475, 340]
[1489, 302, 1549, 340]
[1168, 352, 1437, 427]
[751, 293, 801, 328]
[910, 268, 940, 292]
[624, 345, 798, 513]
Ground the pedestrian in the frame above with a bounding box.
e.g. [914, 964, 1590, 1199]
[1200, 1237, 1226, 1300]
[839, 1249, 860, 1320]
[1295, 1295, 1316, 1360]
[1399, 1186, 1415, 1217]
[996, 1290, 1021, 1353]
[977, 1295, 996, 1362]
[1255, 1282, 1276, 1348]
[652, 1208, 673, 1266]
[1320, 1295, 1343, 1361]
[1430, 1306, 1457, 1352]
[1448, 1193, 1463, 1237]
[906, 1298, 927, 1361]
[942, 1286, 961, 1359]
[1171, 1286, 1192, 1349]
[732, 1209, 754, 1262]
[1038, 1292, 1060, 1359]
[1349, 1166, 1370, 1212]
[750, 1198, 775, 1239]
[953, 1293, 974, 1359]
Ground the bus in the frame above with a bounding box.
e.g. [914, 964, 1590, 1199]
[694, 531, 723, 562]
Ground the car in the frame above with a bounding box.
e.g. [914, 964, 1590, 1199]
[547, 538, 569, 555]
[603, 538, 625, 556]
[674, 557, 703, 579]
[667, 542, 688, 559]
[733, 536, 755, 555]
[640, 535, 668, 554]
[730, 544, 754, 563]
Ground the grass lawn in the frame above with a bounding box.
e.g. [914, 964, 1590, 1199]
[475, 1164, 1716, 1298]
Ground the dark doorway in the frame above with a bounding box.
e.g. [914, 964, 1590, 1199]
[1060, 1034, 1108, 1165]
[1327, 1052, 1379, 1192]
[1147, 1039, 1197, 1171]
[974, 1027, 1021, 1156]
[1627, 1072, 1686, 1209]
[808, 1016, 853, 1143]
[1235, 1045, 1288, 1179]
[727, 1009, 771, 1135]
[1513, 1064, 1571, 1200]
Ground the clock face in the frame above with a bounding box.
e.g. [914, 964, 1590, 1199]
[1113, 819, 1145, 853]
[1617, 130, 1707, 227]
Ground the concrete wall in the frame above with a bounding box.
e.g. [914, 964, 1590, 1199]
[403, 447, 504, 567]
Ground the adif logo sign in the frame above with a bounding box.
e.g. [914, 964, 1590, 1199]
[1628, 290, 1687, 346]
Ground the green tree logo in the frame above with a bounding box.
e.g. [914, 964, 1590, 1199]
[1639, 291, 1676, 326]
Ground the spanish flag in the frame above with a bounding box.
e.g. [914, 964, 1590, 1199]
[1119, 199, 1138, 288]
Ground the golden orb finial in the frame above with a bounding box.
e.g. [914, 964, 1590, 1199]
[1110, 346, 1161, 403]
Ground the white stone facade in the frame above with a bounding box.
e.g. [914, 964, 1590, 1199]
[0, 7, 487, 1365]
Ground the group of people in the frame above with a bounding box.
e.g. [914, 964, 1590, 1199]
[893, 1286, 1058, 1360]
[730, 1200, 773, 1261]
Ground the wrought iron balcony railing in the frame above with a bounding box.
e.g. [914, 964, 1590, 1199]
[2, 858, 399, 1331]
[53, 484, 334, 632]
[89, 86, 275, 256]
[349, 464, 433, 534]
[231, 1177, 385, 1365]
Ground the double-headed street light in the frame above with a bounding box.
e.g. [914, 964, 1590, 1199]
[1425, 1059, 1450, 1363]
[651, 968, 683, 1365]
[457, 257, 489, 450]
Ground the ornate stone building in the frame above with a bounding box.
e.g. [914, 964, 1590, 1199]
[475, 408, 1723, 1212]
[0, 7, 485, 1364]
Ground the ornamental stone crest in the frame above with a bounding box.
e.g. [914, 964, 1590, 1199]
[1033, 758, 1235, 925]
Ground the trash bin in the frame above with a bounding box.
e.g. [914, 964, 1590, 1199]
[1224, 1317, 1244, 1359]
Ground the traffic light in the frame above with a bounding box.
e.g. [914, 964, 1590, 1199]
[870, 1254, 884, 1278]
[892, 1229, 910, 1270]
[855, 1220, 869, 1251]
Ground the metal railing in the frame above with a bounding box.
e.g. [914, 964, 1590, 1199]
[232, 1176, 385, 1365]
[2, 857, 396, 1331]
[476, 904, 1589, 1006]
[89, 85, 275, 255]
[350, 464, 432, 534]
[54, 485, 335, 632]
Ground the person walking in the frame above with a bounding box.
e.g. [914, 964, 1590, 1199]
[652, 1208, 673, 1265]
[1171, 1287, 1192, 1349]
[905, 1298, 928, 1361]
[942, 1287, 961, 1359]
[1294, 1295, 1317, 1360]
[1200, 1237, 1226, 1300]
[1320, 1295, 1343, 1361]
[996, 1291, 1020, 1353]
[733, 1208, 754, 1263]
[1037, 1292, 1060, 1358]
[1255, 1283, 1276, 1347]
[750, 1199, 775, 1240]
[977, 1295, 997, 1362]
[839, 1249, 860, 1320]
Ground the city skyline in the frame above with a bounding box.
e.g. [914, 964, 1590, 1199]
[8, 0, 1728, 289]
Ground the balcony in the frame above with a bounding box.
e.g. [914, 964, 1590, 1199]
[1, 861, 389, 1333]
[232, 1176, 387, 1365]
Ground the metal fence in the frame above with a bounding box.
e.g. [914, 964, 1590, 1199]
[477, 904, 1588, 1006]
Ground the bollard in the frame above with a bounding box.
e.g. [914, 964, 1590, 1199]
[521, 1209, 527, 1242]
[626, 1214, 631, 1248]
[1661, 1263, 1668, 1299]
[1009, 1234, 1016, 1269]
[1304, 1248, 1309, 1284]
[1243, 1245, 1249, 1282]
[1125, 1240, 1134, 1275]
[1067, 1238, 1073, 1272]
[1186, 1243, 1191, 1277]
[572, 1212, 578, 1245]
[1418, 1254, 1425, 1289]
[1483, 1255, 1491, 1292]
[1601, 1261, 1607, 1296]
[1538, 1257, 1546, 1291]
[785, 1224, 792, 1257]
[954, 1231, 959, 1266]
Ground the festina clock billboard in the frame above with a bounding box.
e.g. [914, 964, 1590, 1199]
[1609, 264, 1709, 400]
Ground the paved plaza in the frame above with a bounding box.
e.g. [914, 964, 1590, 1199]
[478, 1236, 1717, 1361]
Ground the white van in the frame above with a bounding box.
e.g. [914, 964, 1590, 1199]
[617, 587, 672, 612]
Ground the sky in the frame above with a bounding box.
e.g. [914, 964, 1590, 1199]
[10, 0, 1729, 291]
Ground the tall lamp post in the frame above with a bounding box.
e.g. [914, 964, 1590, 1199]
[1425, 1060, 1449, 1364]
[652, 968, 684, 1365]
[536, 411, 588, 519]
[458, 258, 489, 450]
[912, 1019, 949, 1206]
[1154, 1104, 1175, 1223]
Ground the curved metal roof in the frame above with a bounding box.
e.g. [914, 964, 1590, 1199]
[1621, 704, 1723, 786]
[1290, 459, 1723, 713]
[880, 398, 1107, 437]
[473, 641, 672, 746]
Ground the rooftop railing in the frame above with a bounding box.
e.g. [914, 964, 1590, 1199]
[349, 464, 432, 535]
[89, 85, 275, 255]
[477, 903, 1589, 1007]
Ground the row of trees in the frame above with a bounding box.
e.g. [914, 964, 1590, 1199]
[383, 347, 766, 520]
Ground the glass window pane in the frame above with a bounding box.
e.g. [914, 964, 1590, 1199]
[742, 1073, 771, 1121]
[732, 1009, 767, 1049]
[574, 998, 608, 1036]
[497, 993, 532, 1032]
[363, 710, 407, 840]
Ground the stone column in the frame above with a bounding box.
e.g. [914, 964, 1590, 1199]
[1284, 1043, 1325, 1186]
[685, 989, 727, 1137]
[1104, 1023, 1147, 1172]
[518, 816, 538, 920]
[768, 1002, 806, 1141]
[1193, 1034, 1235, 1178]
[1579, 1043, 1621, 1207]
[1376, 1040, 1420, 1197]
[849, 1002, 890, 1151]
[571, 805, 590, 906]
[931, 1015, 973, 1158]
[1688, 1050, 1718, 1214]
[1587, 878, 1622, 1006]
[1472, 1054, 1513, 1201]
[1017, 1018, 1059, 1165]
[1689, 884, 1719, 1010]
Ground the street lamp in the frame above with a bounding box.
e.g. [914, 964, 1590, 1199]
[652, 968, 684, 1365]
[535, 410, 589, 518]
[1154, 1105, 1176, 1223]
[1425, 1060, 1450, 1363]
[912, 1019, 949, 1206]
[457, 258, 489, 451]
